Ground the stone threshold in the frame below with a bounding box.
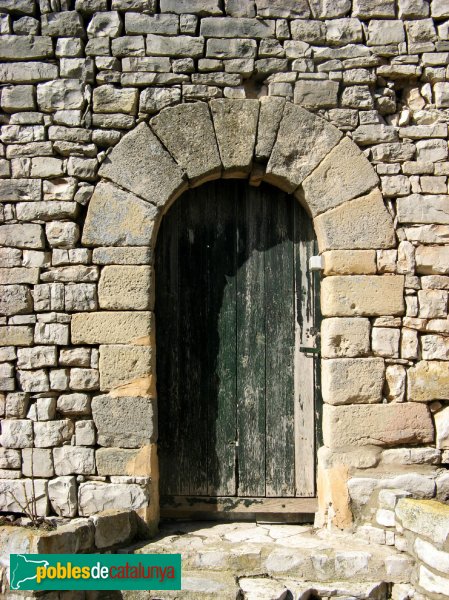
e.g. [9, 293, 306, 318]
[125, 520, 414, 600]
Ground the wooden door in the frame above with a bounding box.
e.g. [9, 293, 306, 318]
[155, 180, 321, 517]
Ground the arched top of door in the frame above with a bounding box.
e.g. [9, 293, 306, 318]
[82, 99, 396, 254]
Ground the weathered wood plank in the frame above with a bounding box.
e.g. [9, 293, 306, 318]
[265, 187, 296, 497]
[181, 190, 210, 495]
[294, 200, 317, 497]
[156, 200, 181, 496]
[236, 184, 266, 497]
[207, 183, 237, 496]
[161, 495, 317, 515]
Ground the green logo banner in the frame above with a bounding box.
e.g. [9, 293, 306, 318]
[10, 554, 181, 591]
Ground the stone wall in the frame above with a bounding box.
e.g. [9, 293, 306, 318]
[0, 0, 449, 529]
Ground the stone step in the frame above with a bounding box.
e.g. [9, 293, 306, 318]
[121, 573, 391, 600]
[137, 524, 413, 585]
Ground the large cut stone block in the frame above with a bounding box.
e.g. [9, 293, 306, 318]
[301, 137, 379, 217]
[321, 275, 405, 317]
[72, 311, 153, 345]
[91, 395, 157, 447]
[82, 181, 159, 247]
[408, 361, 449, 402]
[96, 448, 141, 476]
[0, 479, 48, 516]
[266, 104, 342, 193]
[323, 403, 434, 448]
[0, 325, 33, 346]
[294, 80, 339, 110]
[0, 223, 45, 250]
[322, 250, 377, 275]
[160, 0, 222, 14]
[92, 509, 137, 549]
[200, 17, 275, 38]
[53, 446, 95, 476]
[313, 189, 396, 251]
[396, 499, 449, 546]
[48, 476, 77, 518]
[0, 35, 53, 60]
[99, 345, 154, 391]
[78, 481, 149, 515]
[98, 266, 154, 310]
[151, 102, 221, 184]
[397, 194, 449, 225]
[322, 358, 384, 405]
[98, 122, 187, 207]
[0, 62, 58, 83]
[255, 96, 285, 161]
[210, 99, 259, 176]
[321, 318, 371, 358]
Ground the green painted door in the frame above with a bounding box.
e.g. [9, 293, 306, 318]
[156, 180, 320, 507]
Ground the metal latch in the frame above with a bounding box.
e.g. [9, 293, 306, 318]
[299, 346, 320, 354]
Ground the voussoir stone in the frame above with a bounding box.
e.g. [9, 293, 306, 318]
[408, 361, 449, 402]
[98, 122, 187, 207]
[210, 99, 259, 176]
[321, 275, 405, 317]
[151, 102, 221, 184]
[255, 96, 286, 161]
[72, 311, 153, 345]
[99, 344, 154, 391]
[266, 103, 342, 193]
[98, 265, 154, 310]
[322, 357, 384, 405]
[82, 181, 160, 247]
[323, 403, 434, 448]
[313, 188, 396, 251]
[92, 395, 157, 447]
[300, 137, 379, 217]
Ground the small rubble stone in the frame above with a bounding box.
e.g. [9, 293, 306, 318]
[22, 448, 53, 477]
[0, 419, 33, 448]
[53, 446, 95, 476]
[34, 419, 74, 448]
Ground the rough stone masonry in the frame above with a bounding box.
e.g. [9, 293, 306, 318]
[1, 0, 449, 593]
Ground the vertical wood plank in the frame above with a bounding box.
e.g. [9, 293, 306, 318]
[156, 200, 181, 496]
[180, 189, 210, 495]
[265, 186, 296, 497]
[294, 200, 317, 497]
[236, 184, 266, 497]
[207, 182, 237, 496]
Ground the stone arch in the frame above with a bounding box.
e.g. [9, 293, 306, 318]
[73, 99, 406, 529]
[82, 99, 396, 253]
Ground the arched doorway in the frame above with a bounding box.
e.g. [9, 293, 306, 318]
[155, 179, 321, 519]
